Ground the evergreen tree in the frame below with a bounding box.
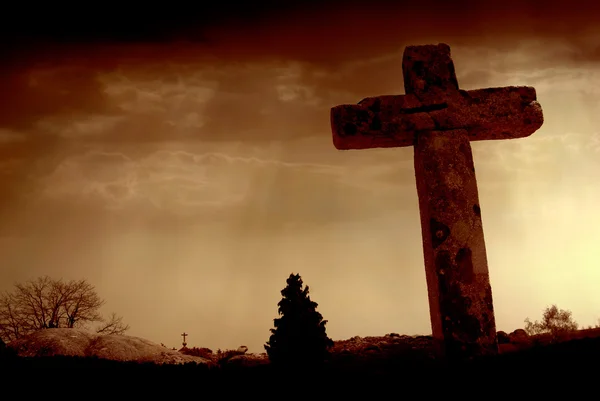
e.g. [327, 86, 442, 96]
[265, 273, 334, 368]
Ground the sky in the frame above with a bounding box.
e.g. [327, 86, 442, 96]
[1, 0, 600, 353]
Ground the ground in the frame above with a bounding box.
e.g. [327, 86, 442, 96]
[2, 327, 599, 394]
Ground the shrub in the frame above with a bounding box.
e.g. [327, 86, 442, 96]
[215, 348, 246, 367]
[524, 304, 578, 342]
[180, 347, 213, 360]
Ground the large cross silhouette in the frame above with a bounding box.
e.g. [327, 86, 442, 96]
[330, 43, 544, 361]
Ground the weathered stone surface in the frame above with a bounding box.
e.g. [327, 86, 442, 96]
[415, 129, 497, 360]
[331, 44, 543, 151]
[329, 43, 545, 362]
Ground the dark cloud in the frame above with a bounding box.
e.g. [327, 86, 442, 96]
[0, 1, 598, 154]
[0, 61, 117, 132]
[1, 0, 597, 141]
[4, 1, 600, 63]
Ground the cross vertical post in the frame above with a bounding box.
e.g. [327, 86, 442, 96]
[181, 332, 188, 348]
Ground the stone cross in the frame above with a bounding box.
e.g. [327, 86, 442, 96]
[330, 43, 543, 361]
[181, 332, 188, 348]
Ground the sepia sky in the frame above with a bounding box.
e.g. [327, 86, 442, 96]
[1, 0, 600, 353]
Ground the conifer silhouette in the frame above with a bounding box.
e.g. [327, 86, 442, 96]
[265, 273, 334, 368]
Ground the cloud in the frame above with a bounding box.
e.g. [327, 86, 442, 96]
[24, 146, 418, 234]
[0, 63, 117, 132]
[2, 21, 599, 239]
[21, 60, 329, 144]
[0, 129, 26, 144]
[39, 116, 127, 139]
[474, 130, 599, 179]
[3, 29, 600, 150]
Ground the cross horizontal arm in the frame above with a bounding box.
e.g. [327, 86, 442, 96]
[331, 86, 543, 150]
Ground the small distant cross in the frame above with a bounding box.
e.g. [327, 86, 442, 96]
[181, 332, 188, 347]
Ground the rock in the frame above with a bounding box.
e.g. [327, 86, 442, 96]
[11, 328, 96, 357]
[237, 345, 248, 354]
[225, 354, 269, 368]
[497, 331, 510, 344]
[330, 334, 435, 362]
[180, 347, 213, 359]
[7, 328, 212, 365]
[364, 345, 381, 352]
[509, 329, 529, 344]
[504, 329, 534, 351]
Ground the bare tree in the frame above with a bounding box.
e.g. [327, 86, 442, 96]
[95, 312, 130, 335]
[0, 276, 129, 342]
[12, 276, 55, 331]
[0, 292, 24, 342]
[60, 279, 104, 328]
